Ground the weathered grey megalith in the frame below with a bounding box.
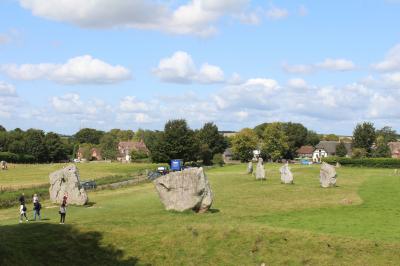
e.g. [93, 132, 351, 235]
[153, 167, 213, 213]
[247, 162, 253, 174]
[320, 162, 337, 188]
[255, 158, 266, 180]
[280, 163, 294, 184]
[49, 164, 88, 205]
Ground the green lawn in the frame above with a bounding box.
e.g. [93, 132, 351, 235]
[0, 163, 399, 265]
[0, 162, 155, 189]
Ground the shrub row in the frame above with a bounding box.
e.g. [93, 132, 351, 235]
[0, 152, 36, 163]
[322, 157, 400, 168]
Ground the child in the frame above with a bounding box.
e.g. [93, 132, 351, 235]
[59, 203, 66, 224]
[62, 193, 68, 205]
[19, 204, 28, 223]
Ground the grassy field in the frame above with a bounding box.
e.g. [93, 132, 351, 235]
[0, 162, 155, 189]
[0, 163, 399, 265]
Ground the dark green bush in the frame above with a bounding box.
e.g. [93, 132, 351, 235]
[0, 152, 36, 163]
[323, 157, 400, 168]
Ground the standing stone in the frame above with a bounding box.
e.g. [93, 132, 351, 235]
[0, 161, 7, 170]
[336, 162, 341, 168]
[320, 162, 337, 188]
[280, 163, 294, 184]
[255, 158, 266, 180]
[153, 167, 213, 213]
[247, 162, 253, 174]
[49, 164, 88, 205]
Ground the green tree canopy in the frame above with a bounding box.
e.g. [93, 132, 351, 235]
[305, 130, 320, 146]
[261, 122, 289, 161]
[282, 122, 308, 159]
[99, 133, 118, 160]
[45, 132, 69, 162]
[164, 119, 199, 163]
[25, 129, 47, 162]
[336, 141, 347, 157]
[353, 122, 376, 154]
[197, 122, 227, 165]
[376, 126, 397, 144]
[231, 128, 259, 162]
[74, 128, 105, 144]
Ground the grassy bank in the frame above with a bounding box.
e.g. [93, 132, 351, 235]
[0, 163, 399, 265]
[0, 162, 155, 189]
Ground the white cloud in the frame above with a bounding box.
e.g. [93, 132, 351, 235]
[153, 51, 225, 84]
[372, 44, 400, 72]
[266, 6, 289, 20]
[1, 55, 131, 84]
[214, 77, 279, 110]
[316, 58, 356, 71]
[0, 82, 17, 96]
[287, 78, 307, 89]
[119, 96, 150, 112]
[19, 0, 251, 37]
[197, 63, 225, 83]
[283, 58, 356, 74]
[282, 62, 314, 74]
[51, 93, 84, 114]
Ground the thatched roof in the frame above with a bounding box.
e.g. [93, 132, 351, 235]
[315, 141, 352, 155]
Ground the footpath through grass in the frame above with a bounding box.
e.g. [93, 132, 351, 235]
[0, 163, 399, 265]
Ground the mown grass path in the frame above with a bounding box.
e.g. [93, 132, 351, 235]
[0, 163, 399, 265]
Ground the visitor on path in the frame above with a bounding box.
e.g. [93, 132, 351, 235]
[19, 204, 28, 223]
[19, 193, 25, 205]
[33, 201, 41, 221]
[62, 192, 68, 206]
[33, 193, 39, 204]
[59, 203, 66, 224]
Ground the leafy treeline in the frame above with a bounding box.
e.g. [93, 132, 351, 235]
[232, 122, 319, 162]
[0, 128, 72, 163]
[231, 121, 398, 162]
[352, 123, 397, 158]
[135, 120, 228, 164]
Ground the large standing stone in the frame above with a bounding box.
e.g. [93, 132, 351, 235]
[49, 164, 88, 205]
[247, 162, 253, 174]
[320, 162, 337, 188]
[153, 167, 213, 213]
[280, 163, 294, 184]
[255, 158, 266, 180]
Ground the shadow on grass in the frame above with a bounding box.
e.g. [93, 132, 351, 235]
[0, 223, 140, 266]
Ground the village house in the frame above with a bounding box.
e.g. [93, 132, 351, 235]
[77, 147, 102, 161]
[312, 141, 352, 163]
[296, 145, 315, 159]
[388, 142, 400, 158]
[117, 140, 149, 163]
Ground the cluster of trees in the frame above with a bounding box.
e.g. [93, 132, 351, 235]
[137, 120, 228, 165]
[1, 120, 397, 164]
[0, 127, 72, 163]
[232, 122, 319, 162]
[352, 123, 398, 158]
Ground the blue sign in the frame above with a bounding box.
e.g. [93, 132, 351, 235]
[171, 159, 183, 171]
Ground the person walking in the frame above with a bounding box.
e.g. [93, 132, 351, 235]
[19, 193, 25, 205]
[33, 201, 41, 221]
[33, 193, 39, 204]
[19, 203, 28, 223]
[59, 203, 66, 224]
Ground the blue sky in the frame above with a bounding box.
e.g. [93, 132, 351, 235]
[0, 0, 400, 135]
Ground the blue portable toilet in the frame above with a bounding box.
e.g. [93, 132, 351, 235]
[170, 159, 183, 171]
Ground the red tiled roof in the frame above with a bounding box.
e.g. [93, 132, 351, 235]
[296, 145, 315, 154]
